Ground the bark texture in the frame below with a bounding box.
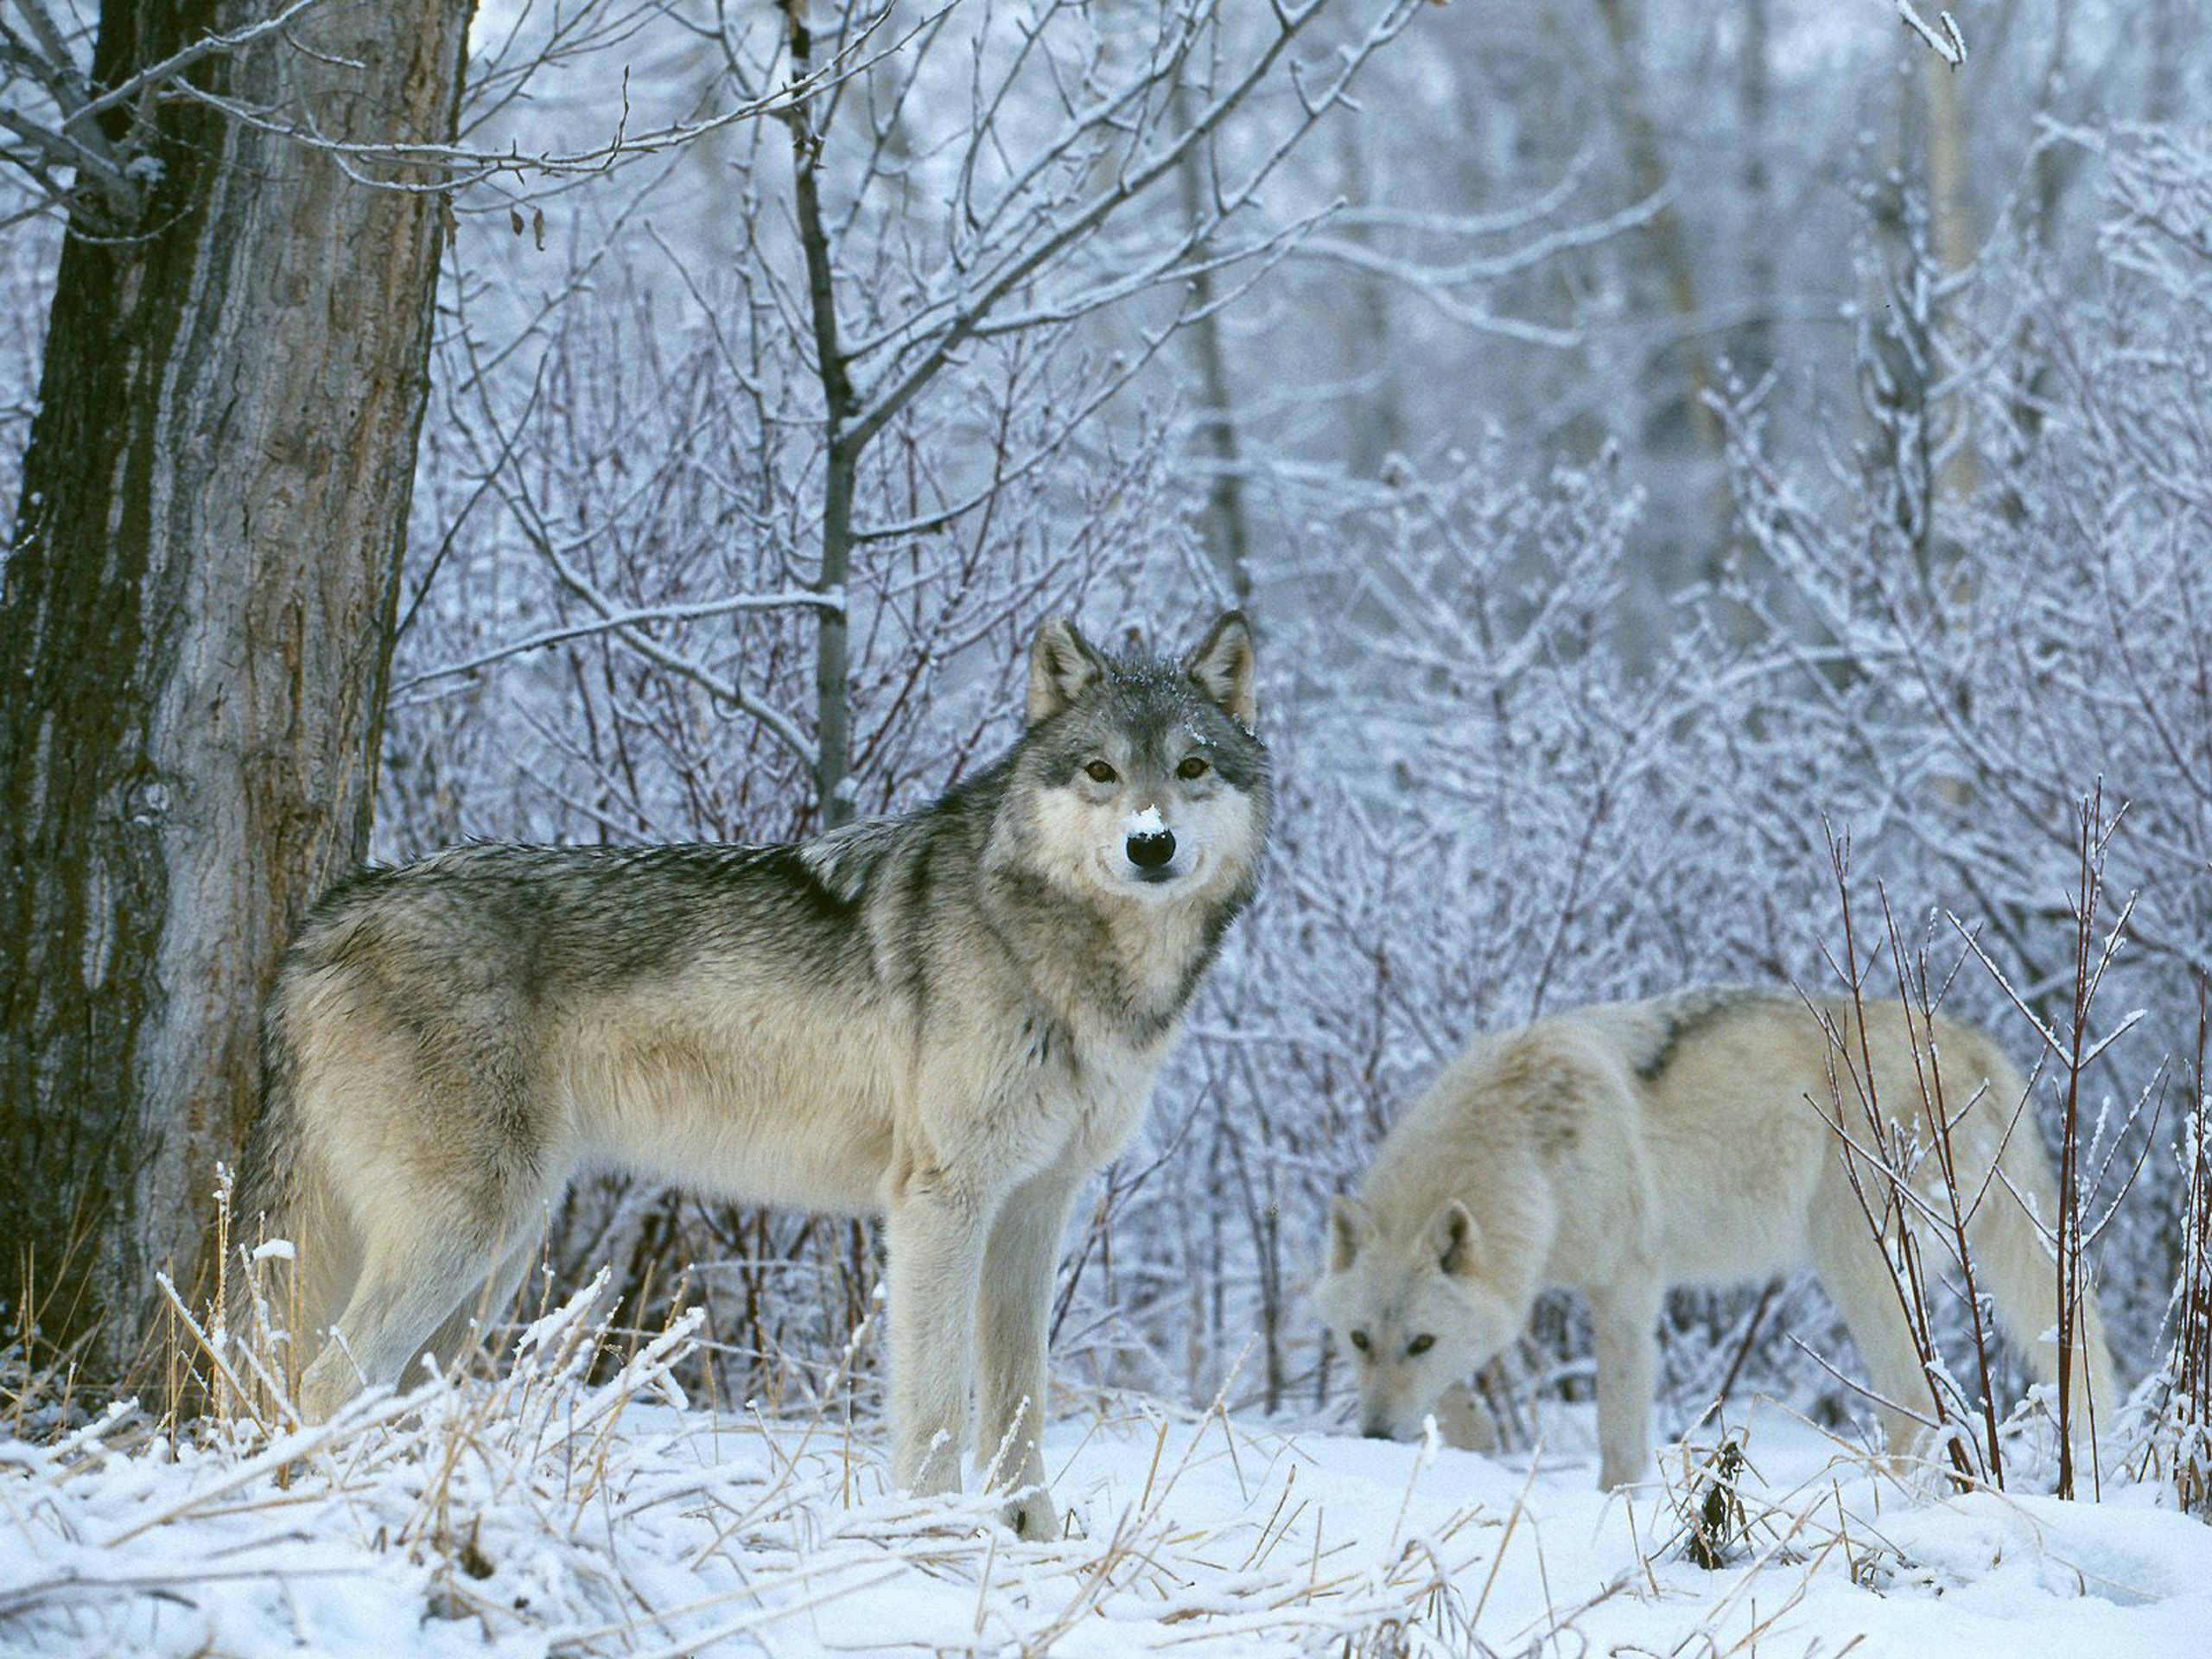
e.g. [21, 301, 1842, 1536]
[0, 0, 471, 1379]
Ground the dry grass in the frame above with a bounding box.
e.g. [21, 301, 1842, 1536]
[8, 1151, 2209, 1655]
[0, 1266, 1526, 1655]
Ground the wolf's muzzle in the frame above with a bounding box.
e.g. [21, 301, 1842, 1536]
[1127, 827, 1176, 874]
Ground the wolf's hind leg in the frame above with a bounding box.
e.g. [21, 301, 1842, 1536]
[1967, 1159, 2120, 1442]
[1588, 1274, 1663, 1489]
[297, 1224, 509, 1420]
[421, 1235, 543, 1385]
[1809, 1216, 1937, 1465]
[976, 1165, 1084, 1541]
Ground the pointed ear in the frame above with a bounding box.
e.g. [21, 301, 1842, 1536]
[1427, 1200, 1479, 1280]
[1327, 1196, 1376, 1274]
[1185, 609, 1257, 730]
[1027, 618, 1106, 725]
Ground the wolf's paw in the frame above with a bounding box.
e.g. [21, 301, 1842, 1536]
[1435, 1382, 1499, 1452]
[1598, 1457, 1649, 1492]
[1001, 1491, 1060, 1541]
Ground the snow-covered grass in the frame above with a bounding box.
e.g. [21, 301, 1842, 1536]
[6, 1282, 2211, 1656]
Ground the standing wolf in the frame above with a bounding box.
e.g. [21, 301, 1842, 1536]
[1317, 988, 2117, 1487]
[235, 613, 1268, 1539]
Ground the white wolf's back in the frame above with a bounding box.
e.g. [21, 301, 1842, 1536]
[1619, 993, 1847, 1286]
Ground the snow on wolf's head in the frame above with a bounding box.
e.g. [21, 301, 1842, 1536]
[1009, 611, 1269, 907]
[1316, 1197, 1523, 1442]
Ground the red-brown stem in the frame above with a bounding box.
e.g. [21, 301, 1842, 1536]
[1876, 887, 2005, 1486]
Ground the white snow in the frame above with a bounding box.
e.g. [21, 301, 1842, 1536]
[6, 1294, 2209, 1657]
[1124, 805, 1166, 838]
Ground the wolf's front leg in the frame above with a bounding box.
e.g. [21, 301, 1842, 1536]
[886, 1173, 994, 1499]
[1588, 1275, 1664, 1490]
[976, 1166, 1086, 1541]
[1433, 1380, 1500, 1452]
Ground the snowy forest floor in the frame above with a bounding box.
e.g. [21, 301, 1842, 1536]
[5, 1289, 2209, 1657]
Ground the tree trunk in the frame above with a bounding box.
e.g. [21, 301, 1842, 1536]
[1328, 118, 1404, 485]
[0, 0, 471, 1382]
[780, 0, 859, 832]
[1732, 0, 1774, 388]
[1175, 109, 1252, 605]
[1592, 0, 1718, 458]
[1918, 44, 1979, 524]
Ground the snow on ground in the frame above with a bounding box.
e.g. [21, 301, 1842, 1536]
[4, 1298, 2209, 1656]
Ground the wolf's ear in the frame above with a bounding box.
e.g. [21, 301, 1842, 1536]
[1428, 1200, 1479, 1280]
[1185, 610, 1257, 730]
[1327, 1196, 1376, 1274]
[1027, 618, 1106, 725]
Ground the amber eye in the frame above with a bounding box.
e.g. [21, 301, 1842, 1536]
[1349, 1330, 1371, 1354]
[1084, 760, 1118, 784]
[1177, 754, 1210, 780]
[1406, 1333, 1435, 1357]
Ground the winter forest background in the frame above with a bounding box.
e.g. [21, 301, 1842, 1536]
[4, 0, 2212, 1649]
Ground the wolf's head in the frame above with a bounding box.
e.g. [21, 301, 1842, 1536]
[1315, 1197, 1525, 1442]
[1002, 611, 1269, 909]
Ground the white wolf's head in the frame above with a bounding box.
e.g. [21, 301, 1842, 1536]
[1315, 1196, 1525, 1441]
[1007, 611, 1269, 909]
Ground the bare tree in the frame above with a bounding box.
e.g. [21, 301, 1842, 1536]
[721, 0, 1421, 824]
[0, 0, 459, 1385]
[0, 0, 888, 1387]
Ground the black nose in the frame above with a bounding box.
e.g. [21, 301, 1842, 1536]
[1126, 829, 1175, 869]
[1362, 1425, 1395, 1441]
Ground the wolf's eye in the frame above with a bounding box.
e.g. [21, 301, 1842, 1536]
[1406, 1333, 1435, 1357]
[1084, 760, 1118, 784]
[1177, 754, 1210, 780]
[1348, 1330, 1371, 1354]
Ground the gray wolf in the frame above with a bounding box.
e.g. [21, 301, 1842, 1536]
[1315, 988, 2118, 1488]
[235, 612, 1268, 1540]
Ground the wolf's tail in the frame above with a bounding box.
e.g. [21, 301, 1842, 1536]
[224, 978, 356, 1396]
[1961, 1035, 2121, 1437]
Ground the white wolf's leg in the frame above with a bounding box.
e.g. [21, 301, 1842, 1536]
[886, 1172, 994, 1499]
[975, 1164, 1085, 1541]
[1587, 1274, 1663, 1489]
[1809, 1217, 1939, 1464]
[1434, 1381, 1500, 1452]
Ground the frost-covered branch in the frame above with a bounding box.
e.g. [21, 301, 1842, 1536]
[1896, 2, 1967, 69]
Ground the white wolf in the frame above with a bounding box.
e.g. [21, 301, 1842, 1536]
[1316, 988, 2117, 1487]
[235, 613, 1269, 1540]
